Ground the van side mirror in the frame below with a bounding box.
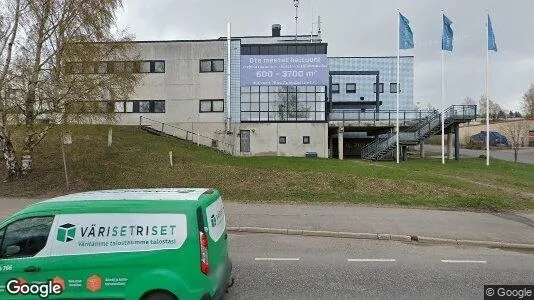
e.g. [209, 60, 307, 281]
[3, 245, 21, 257]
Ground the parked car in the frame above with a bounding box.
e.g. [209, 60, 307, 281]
[469, 131, 510, 148]
[0, 188, 233, 300]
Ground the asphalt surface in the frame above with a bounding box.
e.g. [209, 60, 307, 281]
[425, 145, 534, 164]
[2, 198, 534, 245]
[225, 202, 534, 244]
[226, 233, 534, 300]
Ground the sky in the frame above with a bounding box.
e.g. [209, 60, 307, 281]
[115, 0, 534, 112]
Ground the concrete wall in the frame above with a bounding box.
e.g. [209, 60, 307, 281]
[232, 123, 328, 158]
[117, 41, 227, 141]
[459, 119, 534, 145]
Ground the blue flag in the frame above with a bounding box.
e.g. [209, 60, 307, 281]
[399, 13, 414, 49]
[487, 14, 497, 52]
[442, 14, 453, 51]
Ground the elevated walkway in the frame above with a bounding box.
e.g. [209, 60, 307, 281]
[360, 105, 477, 160]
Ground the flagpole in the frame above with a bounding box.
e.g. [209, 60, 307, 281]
[485, 12, 490, 166]
[396, 9, 400, 164]
[441, 10, 445, 165]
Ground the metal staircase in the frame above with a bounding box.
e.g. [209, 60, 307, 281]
[361, 105, 477, 161]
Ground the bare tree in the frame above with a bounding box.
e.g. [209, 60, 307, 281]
[522, 84, 534, 119]
[478, 96, 502, 121]
[500, 121, 532, 163]
[0, 0, 141, 180]
[462, 96, 476, 106]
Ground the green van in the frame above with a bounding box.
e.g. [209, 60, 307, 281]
[0, 188, 233, 300]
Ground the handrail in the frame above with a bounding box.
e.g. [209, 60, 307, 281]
[139, 116, 234, 154]
[361, 105, 477, 160]
[329, 109, 435, 124]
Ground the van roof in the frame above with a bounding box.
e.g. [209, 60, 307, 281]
[41, 188, 212, 203]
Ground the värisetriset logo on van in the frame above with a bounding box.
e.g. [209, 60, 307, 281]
[56, 223, 76, 242]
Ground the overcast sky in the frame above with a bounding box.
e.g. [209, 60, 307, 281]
[116, 0, 534, 112]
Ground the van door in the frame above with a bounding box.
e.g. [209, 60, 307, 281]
[0, 216, 58, 299]
[203, 198, 229, 287]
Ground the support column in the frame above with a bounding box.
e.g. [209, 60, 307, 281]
[454, 123, 460, 160]
[402, 146, 408, 161]
[338, 127, 344, 160]
[447, 132, 453, 160]
[419, 142, 425, 158]
[328, 134, 333, 158]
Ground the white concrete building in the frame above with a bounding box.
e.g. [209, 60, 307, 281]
[99, 25, 444, 160]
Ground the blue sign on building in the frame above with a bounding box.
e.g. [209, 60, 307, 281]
[240, 54, 328, 86]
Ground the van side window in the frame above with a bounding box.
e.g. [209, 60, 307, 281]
[0, 217, 54, 259]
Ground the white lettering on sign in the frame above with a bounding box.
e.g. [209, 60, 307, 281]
[205, 198, 226, 242]
[37, 214, 188, 257]
[0, 265, 13, 271]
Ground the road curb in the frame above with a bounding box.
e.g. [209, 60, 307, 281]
[227, 226, 534, 251]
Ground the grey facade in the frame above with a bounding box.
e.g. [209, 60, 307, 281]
[113, 28, 415, 159]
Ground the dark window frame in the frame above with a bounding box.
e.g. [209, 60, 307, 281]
[113, 100, 165, 113]
[0, 216, 54, 259]
[303, 136, 310, 144]
[66, 60, 165, 74]
[240, 43, 328, 55]
[346, 83, 357, 94]
[199, 59, 225, 73]
[331, 84, 340, 94]
[240, 85, 327, 123]
[374, 83, 384, 93]
[199, 99, 225, 113]
[390, 83, 400, 93]
[279, 136, 287, 144]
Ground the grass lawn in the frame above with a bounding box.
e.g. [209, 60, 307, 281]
[1, 125, 533, 211]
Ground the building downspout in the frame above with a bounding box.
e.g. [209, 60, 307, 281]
[226, 22, 232, 133]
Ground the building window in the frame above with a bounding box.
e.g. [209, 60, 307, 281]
[113, 100, 165, 113]
[374, 83, 384, 93]
[346, 83, 357, 94]
[139, 61, 151, 73]
[199, 100, 224, 113]
[97, 62, 108, 74]
[303, 136, 310, 144]
[199, 59, 224, 73]
[153, 100, 166, 113]
[279, 136, 287, 144]
[66, 60, 165, 74]
[240, 44, 327, 55]
[240, 85, 326, 122]
[114, 102, 125, 113]
[390, 83, 400, 93]
[153, 61, 165, 73]
[331, 84, 340, 94]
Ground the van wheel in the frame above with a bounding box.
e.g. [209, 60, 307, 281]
[141, 291, 177, 300]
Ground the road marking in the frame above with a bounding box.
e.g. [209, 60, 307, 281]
[347, 259, 396, 262]
[255, 258, 300, 261]
[441, 260, 487, 264]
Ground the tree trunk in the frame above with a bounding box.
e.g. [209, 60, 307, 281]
[3, 139, 20, 180]
[514, 149, 518, 163]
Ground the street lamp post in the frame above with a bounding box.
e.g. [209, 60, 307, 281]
[294, 0, 299, 40]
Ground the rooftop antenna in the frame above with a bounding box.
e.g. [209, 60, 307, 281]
[317, 15, 322, 40]
[293, 0, 299, 41]
[310, 1, 313, 42]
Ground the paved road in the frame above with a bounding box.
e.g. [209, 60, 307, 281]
[2, 199, 534, 245]
[425, 145, 534, 164]
[225, 202, 534, 245]
[226, 233, 534, 300]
